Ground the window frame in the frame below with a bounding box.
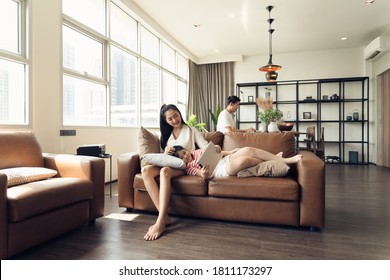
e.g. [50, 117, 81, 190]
[61, 0, 189, 128]
[0, 0, 29, 127]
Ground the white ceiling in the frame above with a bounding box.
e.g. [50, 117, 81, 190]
[130, 0, 390, 63]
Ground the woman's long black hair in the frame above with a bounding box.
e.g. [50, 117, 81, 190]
[160, 104, 187, 149]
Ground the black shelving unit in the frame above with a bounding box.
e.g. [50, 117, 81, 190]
[236, 77, 369, 164]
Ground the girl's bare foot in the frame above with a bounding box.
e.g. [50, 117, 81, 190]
[284, 154, 302, 164]
[276, 152, 283, 157]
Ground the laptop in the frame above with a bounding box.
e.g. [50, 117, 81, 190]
[196, 141, 222, 174]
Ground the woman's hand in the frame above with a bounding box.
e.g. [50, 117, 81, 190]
[164, 146, 174, 155]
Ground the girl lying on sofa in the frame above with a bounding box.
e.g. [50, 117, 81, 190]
[173, 145, 302, 179]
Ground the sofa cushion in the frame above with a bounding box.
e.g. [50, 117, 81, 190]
[138, 127, 161, 168]
[201, 131, 224, 147]
[133, 173, 208, 196]
[208, 176, 299, 201]
[237, 160, 290, 177]
[7, 177, 93, 222]
[142, 153, 186, 169]
[223, 131, 296, 157]
[1, 167, 58, 187]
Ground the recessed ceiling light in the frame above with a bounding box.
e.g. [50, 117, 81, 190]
[214, 49, 220, 53]
[341, 37, 347, 41]
[365, 0, 374, 4]
[194, 23, 201, 28]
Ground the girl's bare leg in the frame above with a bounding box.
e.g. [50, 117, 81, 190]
[226, 147, 302, 175]
[143, 167, 184, 241]
[230, 147, 301, 164]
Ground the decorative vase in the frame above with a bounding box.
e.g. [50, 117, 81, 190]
[353, 109, 359, 121]
[259, 123, 268, 132]
[268, 121, 280, 133]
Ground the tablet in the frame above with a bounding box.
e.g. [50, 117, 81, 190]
[196, 141, 222, 174]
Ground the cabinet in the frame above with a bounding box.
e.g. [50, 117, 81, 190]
[236, 77, 369, 164]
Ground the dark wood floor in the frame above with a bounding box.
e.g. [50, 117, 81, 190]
[8, 164, 390, 260]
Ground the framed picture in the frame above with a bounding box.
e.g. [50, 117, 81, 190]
[303, 112, 311, 119]
[248, 96, 254, 102]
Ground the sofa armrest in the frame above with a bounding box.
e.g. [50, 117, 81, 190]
[117, 152, 141, 210]
[0, 173, 7, 259]
[296, 150, 326, 228]
[43, 153, 105, 220]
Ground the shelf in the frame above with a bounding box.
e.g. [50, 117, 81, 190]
[236, 76, 369, 164]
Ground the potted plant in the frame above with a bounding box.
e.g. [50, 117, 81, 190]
[256, 97, 283, 132]
[186, 114, 207, 132]
[208, 104, 221, 131]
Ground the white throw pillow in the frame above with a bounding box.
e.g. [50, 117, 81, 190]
[1, 167, 58, 187]
[142, 153, 186, 170]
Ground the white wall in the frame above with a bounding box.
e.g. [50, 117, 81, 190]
[235, 48, 364, 83]
[370, 51, 390, 165]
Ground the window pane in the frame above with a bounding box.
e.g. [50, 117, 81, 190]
[63, 0, 106, 35]
[177, 53, 188, 79]
[0, 0, 19, 53]
[111, 46, 138, 127]
[0, 58, 27, 124]
[162, 43, 175, 73]
[63, 26, 103, 78]
[110, 4, 137, 52]
[162, 71, 176, 105]
[141, 27, 159, 64]
[63, 75, 106, 126]
[177, 103, 186, 122]
[177, 80, 187, 104]
[178, 80, 187, 121]
[141, 61, 159, 126]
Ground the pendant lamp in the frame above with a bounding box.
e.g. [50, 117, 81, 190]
[259, 6, 281, 81]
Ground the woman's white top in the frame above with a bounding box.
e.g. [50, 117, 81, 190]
[166, 125, 208, 152]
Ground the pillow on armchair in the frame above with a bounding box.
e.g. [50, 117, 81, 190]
[1, 167, 57, 187]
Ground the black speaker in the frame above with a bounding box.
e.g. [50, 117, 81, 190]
[77, 144, 105, 157]
[349, 151, 358, 164]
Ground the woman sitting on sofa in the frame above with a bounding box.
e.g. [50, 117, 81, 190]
[141, 104, 220, 241]
[173, 145, 302, 179]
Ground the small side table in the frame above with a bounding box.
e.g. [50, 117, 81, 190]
[100, 153, 113, 197]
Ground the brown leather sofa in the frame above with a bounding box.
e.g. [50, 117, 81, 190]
[118, 131, 325, 230]
[0, 131, 105, 259]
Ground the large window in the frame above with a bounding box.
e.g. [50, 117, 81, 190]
[62, 0, 189, 127]
[0, 0, 28, 125]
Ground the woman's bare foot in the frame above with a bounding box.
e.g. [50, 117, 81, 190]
[165, 215, 173, 226]
[144, 221, 166, 241]
[284, 154, 302, 164]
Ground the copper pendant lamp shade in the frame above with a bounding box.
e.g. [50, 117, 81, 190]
[259, 6, 281, 81]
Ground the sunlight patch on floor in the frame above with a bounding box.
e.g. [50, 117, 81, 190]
[104, 212, 140, 221]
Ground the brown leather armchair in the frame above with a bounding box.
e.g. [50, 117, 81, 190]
[0, 131, 105, 259]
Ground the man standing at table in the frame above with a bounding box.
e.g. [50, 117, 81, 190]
[217, 96, 256, 133]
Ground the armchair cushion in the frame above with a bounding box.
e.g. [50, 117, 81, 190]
[1, 167, 57, 187]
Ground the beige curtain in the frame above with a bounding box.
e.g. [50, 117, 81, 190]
[380, 69, 390, 167]
[188, 60, 235, 131]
